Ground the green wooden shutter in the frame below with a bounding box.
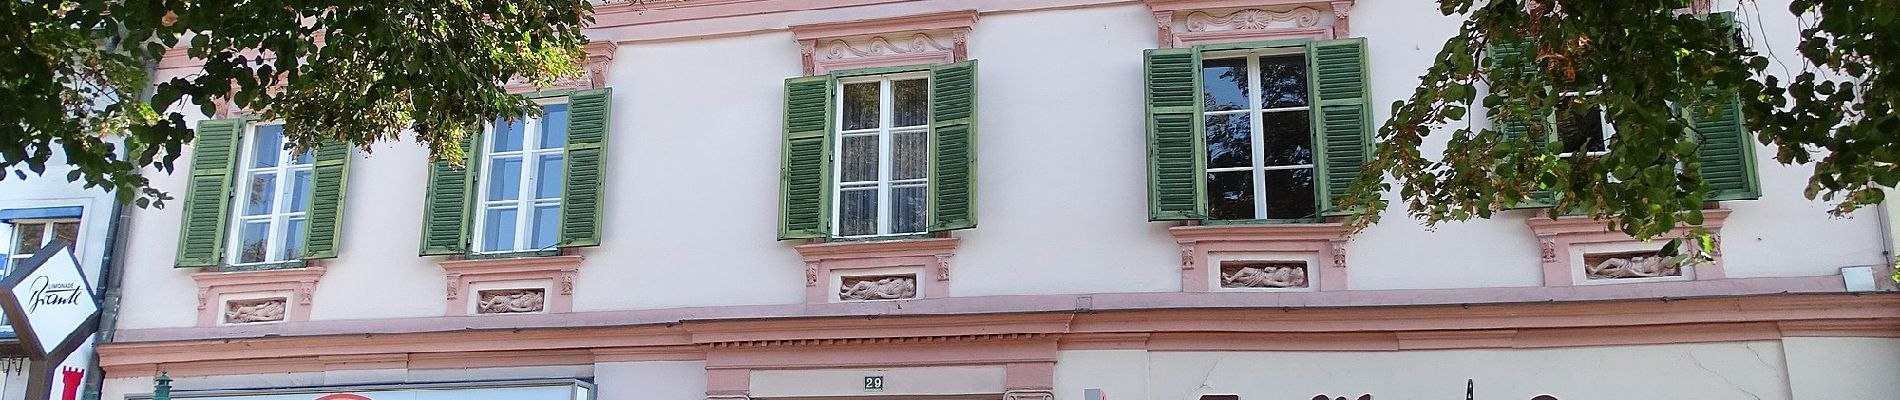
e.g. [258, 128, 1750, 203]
[174, 119, 246, 267]
[1310, 38, 1372, 216]
[780, 75, 834, 239]
[1145, 48, 1205, 220]
[419, 132, 481, 255]
[302, 141, 352, 259]
[561, 88, 612, 247]
[1488, 39, 1556, 208]
[929, 60, 979, 231]
[1695, 12, 1760, 201]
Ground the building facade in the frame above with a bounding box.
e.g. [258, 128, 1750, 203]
[0, 144, 121, 399]
[98, 1, 1899, 400]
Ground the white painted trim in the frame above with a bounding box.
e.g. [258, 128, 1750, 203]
[832, 72, 931, 238]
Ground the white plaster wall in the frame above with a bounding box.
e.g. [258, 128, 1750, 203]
[1052, 342, 1798, 400]
[1782, 338, 1900, 399]
[594, 361, 707, 400]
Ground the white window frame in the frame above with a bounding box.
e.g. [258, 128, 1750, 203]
[1201, 47, 1317, 219]
[1554, 89, 1615, 158]
[5, 218, 82, 273]
[225, 123, 313, 266]
[832, 72, 931, 238]
[472, 98, 568, 254]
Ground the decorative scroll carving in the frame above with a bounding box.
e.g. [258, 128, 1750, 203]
[1180, 243, 1196, 270]
[1005, 390, 1055, 400]
[799, 40, 818, 76]
[1329, 1, 1354, 38]
[197, 288, 210, 310]
[805, 261, 820, 287]
[1184, 8, 1323, 32]
[296, 281, 315, 305]
[935, 254, 953, 281]
[951, 28, 970, 61]
[838, 274, 918, 301]
[1330, 240, 1348, 268]
[820, 33, 952, 60]
[1220, 261, 1309, 288]
[1583, 251, 1683, 280]
[1153, 11, 1176, 48]
[477, 289, 547, 314]
[446, 273, 461, 300]
[582, 41, 618, 89]
[560, 269, 578, 295]
[1539, 237, 1558, 262]
[224, 298, 286, 324]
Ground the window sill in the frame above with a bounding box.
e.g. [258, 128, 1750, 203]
[1169, 223, 1351, 292]
[1527, 209, 1732, 287]
[438, 255, 582, 316]
[793, 237, 959, 304]
[191, 266, 325, 327]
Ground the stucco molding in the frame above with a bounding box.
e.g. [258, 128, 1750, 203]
[1171, 223, 1351, 292]
[1527, 209, 1731, 287]
[1145, 0, 1353, 47]
[789, 10, 977, 75]
[793, 238, 959, 303]
[190, 266, 325, 327]
[437, 255, 583, 316]
[503, 40, 619, 93]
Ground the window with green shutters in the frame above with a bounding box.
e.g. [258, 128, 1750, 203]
[419, 88, 612, 256]
[1146, 39, 1371, 222]
[779, 61, 978, 240]
[173, 119, 352, 268]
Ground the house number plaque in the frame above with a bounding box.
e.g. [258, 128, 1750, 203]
[863, 376, 884, 391]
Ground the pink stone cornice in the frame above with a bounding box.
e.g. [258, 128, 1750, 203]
[1526, 210, 1733, 287]
[789, 10, 978, 42]
[789, 10, 976, 75]
[1146, 0, 1355, 47]
[1168, 222, 1353, 242]
[1144, 0, 1350, 12]
[438, 255, 583, 316]
[190, 266, 327, 289]
[190, 266, 326, 327]
[439, 254, 585, 275]
[793, 237, 961, 261]
[1170, 223, 1353, 292]
[1526, 209, 1732, 239]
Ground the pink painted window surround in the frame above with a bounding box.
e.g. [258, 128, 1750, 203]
[1171, 223, 1350, 292]
[793, 238, 956, 304]
[192, 266, 324, 327]
[1146, 0, 1357, 48]
[790, 10, 976, 76]
[438, 254, 581, 316]
[1529, 209, 1731, 287]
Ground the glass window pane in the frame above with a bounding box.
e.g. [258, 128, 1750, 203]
[486, 157, 523, 201]
[891, 185, 927, 234]
[535, 154, 564, 200]
[839, 134, 878, 183]
[291, 143, 314, 165]
[1207, 171, 1255, 220]
[838, 188, 878, 236]
[1258, 54, 1310, 109]
[1262, 168, 1318, 219]
[15, 224, 45, 254]
[892, 130, 928, 181]
[531, 205, 560, 249]
[287, 169, 312, 213]
[1556, 101, 1607, 154]
[540, 103, 569, 149]
[1201, 58, 1250, 112]
[280, 217, 305, 261]
[493, 116, 527, 152]
[1205, 113, 1253, 169]
[892, 79, 929, 127]
[482, 207, 519, 252]
[842, 82, 881, 131]
[52, 222, 79, 250]
[1259, 110, 1314, 167]
[237, 221, 270, 264]
[244, 172, 278, 216]
[251, 125, 285, 168]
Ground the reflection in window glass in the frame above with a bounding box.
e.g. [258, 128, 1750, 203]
[834, 75, 930, 237]
[477, 102, 568, 253]
[1201, 50, 1318, 220]
[1556, 96, 1610, 155]
[6, 220, 81, 274]
[227, 124, 314, 265]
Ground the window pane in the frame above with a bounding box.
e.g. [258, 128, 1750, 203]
[238, 221, 270, 264]
[1205, 113, 1252, 169]
[251, 125, 285, 168]
[1258, 54, 1310, 109]
[838, 188, 877, 236]
[244, 172, 278, 216]
[1207, 171, 1255, 220]
[531, 205, 560, 249]
[842, 82, 881, 131]
[1556, 101, 1608, 154]
[486, 157, 523, 201]
[1201, 58, 1250, 112]
[493, 116, 526, 152]
[280, 217, 305, 261]
[1259, 110, 1314, 167]
[535, 154, 564, 200]
[287, 169, 312, 213]
[891, 185, 927, 234]
[839, 134, 878, 183]
[892, 130, 928, 181]
[482, 207, 519, 252]
[1262, 168, 1318, 219]
[52, 222, 79, 250]
[540, 103, 569, 149]
[15, 224, 45, 254]
[892, 79, 929, 127]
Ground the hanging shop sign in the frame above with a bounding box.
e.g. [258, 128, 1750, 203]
[0, 239, 100, 361]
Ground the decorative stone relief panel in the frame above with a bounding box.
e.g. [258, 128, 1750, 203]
[790, 10, 976, 75]
[1146, 0, 1357, 48]
[1582, 250, 1685, 280]
[837, 273, 919, 301]
[192, 267, 324, 327]
[794, 238, 957, 304]
[1219, 260, 1309, 289]
[222, 297, 286, 324]
[476, 288, 547, 314]
[1527, 209, 1728, 286]
[438, 254, 581, 316]
[1172, 224, 1349, 292]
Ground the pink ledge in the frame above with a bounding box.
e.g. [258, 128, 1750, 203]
[794, 238, 959, 304]
[438, 255, 582, 316]
[1527, 209, 1732, 287]
[1171, 223, 1351, 292]
[1147, 0, 1356, 48]
[789, 10, 977, 75]
[191, 266, 326, 328]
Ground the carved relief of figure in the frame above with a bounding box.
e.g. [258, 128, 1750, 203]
[1222, 265, 1308, 288]
[1586, 255, 1679, 279]
[478, 290, 546, 313]
[839, 277, 917, 301]
[225, 299, 286, 323]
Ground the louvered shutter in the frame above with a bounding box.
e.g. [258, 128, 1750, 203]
[1695, 12, 1760, 201]
[174, 119, 246, 267]
[1488, 39, 1556, 208]
[1311, 38, 1372, 216]
[1145, 48, 1205, 220]
[780, 75, 834, 239]
[302, 141, 352, 259]
[929, 60, 979, 231]
[419, 133, 480, 255]
[560, 88, 612, 247]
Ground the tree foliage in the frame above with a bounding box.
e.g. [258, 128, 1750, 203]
[1, 0, 593, 206]
[1344, 0, 1900, 247]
